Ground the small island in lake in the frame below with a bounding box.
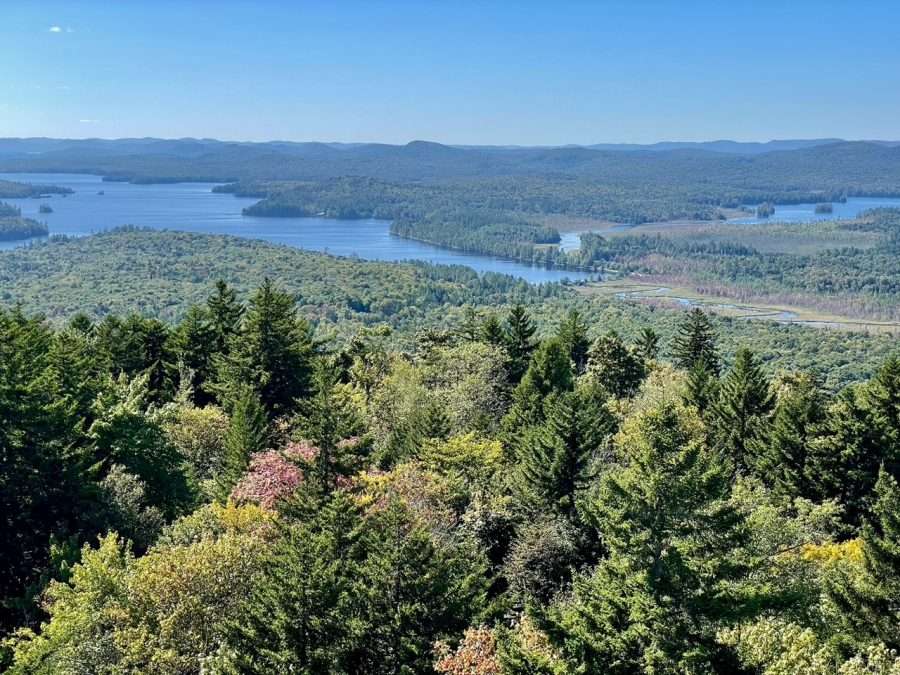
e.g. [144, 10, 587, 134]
[756, 202, 776, 218]
[815, 202, 834, 214]
[39, 203, 54, 214]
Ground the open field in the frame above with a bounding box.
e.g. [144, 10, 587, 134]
[579, 278, 900, 334]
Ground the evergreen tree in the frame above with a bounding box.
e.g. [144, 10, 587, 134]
[480, 313, 506, 348]
[170, 304, 215, 405]
[0, 309, 94, 634]
[635, 327, 660, 361]
[95, 314, 175, 403]
[217, 387, 268, 501]
[754, 372, 826, 498]
[866, 356, 900, 456]
[355, 499, 489, 674]
[514, 389, 611, 520]
[503, 304, 537, 384]
[544, 401, 750, 672]
[298, 358, 362, 496]
[671, 308, 721, 375]
[682, 359, 719, 414]
[215, 278, 315, 418]
[230, 493, 487, 674]
[586, 331, 646, 399]
[229, 491, 365, 673]
[806, 379, 897, 529]
[206, 279, 244, 357]
[456, 306, 480, 342]
[556, 308, 590, 375]
[712, 347, 774, 472]
[827, 468, 900, 650]
[503, 338, 574, 432]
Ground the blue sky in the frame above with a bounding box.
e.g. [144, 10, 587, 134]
[2, 1, 900, 144]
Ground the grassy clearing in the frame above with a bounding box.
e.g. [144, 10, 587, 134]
[579, 279, 900, 334]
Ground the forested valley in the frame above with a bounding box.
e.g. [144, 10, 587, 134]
[2, 265, 900, 673]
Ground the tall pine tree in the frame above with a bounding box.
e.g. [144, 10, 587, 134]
[503, 304, 537, 385]
[671, 308, 721, 375]
[206, 279, 244, 358]
[556, 308, 590, 375]
[712, 347, 774, 472]
[217, 387, 269, 501]
[215, 278, 315, 418]
[543, 401, 750, 672]
[827, 468, 900, 650]
[514, 388, 611, 520]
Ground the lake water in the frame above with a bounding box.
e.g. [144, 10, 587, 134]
[0, 173, 592, 284]
[557, 196, 900, 251]
[727, 196, 900, 225]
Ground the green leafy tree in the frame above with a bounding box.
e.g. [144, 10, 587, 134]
[712, 347, 774, 472]
[671, 308, 721, 375]
[89, 372, 191, 517]
[586, 331, 646, 398]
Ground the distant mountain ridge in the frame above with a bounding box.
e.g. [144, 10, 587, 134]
[1, 137, 899, 190]
[2, 137, 899, 160]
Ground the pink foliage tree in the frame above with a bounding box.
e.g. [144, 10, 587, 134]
[230, 450, 303, 509]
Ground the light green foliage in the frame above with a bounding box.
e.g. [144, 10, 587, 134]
[586, 330, 647, 398]
[160, 402, 229, 498]
[9, 506, 269, 675]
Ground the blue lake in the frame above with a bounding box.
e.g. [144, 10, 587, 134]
[558, 196, 900, 251]
[0, 173, 592, 284]
[727, 196, 900, 225]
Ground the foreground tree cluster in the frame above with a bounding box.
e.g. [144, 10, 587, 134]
[2, 285, 900, 673]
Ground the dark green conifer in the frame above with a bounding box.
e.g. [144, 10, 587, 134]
[503, 304, 537, 384]
[635, 327, 660, 361]
[556, 308, 590, 375]
[215, 278, 314, 418]
[480, 313, 506, 348]
[206, 279, 244, 357]
[827, 468, 900, 650]
[216, 387, 268, 501]
[712, 347, 774, 472]
[671, 308, 720, 375]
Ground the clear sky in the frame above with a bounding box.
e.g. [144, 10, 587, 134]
[2, 0, 900, 145]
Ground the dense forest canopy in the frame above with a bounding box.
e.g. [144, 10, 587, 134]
[1, 274, 900, 673]
[0, 227, 894, 389]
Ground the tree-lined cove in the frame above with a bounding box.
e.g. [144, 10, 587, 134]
[0, 174, 592, 283]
